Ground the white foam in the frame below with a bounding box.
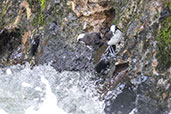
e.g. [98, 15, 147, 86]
[0, 63, 105, 114]
[0, 109, 8, 114]
[22, 82, 32, 87]
[6, 68, 12, 75]
[25, 77, 67, 114]
[35, 87, 42, 91]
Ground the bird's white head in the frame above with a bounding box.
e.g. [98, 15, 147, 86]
[110, 25, 116, 33]
[77, 33, 85, 42]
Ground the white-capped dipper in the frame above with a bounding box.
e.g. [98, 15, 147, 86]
[104, 25, 123, 55]
[77, 32, 103, 49]
[106, 25, 122, 45]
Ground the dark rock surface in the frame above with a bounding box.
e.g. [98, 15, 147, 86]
[39, 37, 94, 72]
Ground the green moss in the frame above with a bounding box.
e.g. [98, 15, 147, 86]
[31, 13, 46, 27]
[156, 16, 171, 69]
[164, 0, 171, 11]
[39, 0, 46, 12]
[0, 1, 11, 27]
[27, 0, 47, 27]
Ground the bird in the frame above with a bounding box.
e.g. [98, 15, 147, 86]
[104, 25, 123, 56]
[77, 32, 104, 49]
[105, 25, 122, 45]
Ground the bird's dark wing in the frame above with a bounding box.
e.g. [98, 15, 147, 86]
[93, 32, 101, 43]
[104, 31, 113, 41]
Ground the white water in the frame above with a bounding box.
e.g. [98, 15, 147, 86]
[0, 63, 105, 114]
[25, 76, 67, 114]
[0, 109, 8, 114]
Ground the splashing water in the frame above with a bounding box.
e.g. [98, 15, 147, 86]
[25, 76, 67, 114]
[0, 63, 105, 114]
[0, 109, 8, 114]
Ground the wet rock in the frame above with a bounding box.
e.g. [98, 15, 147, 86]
[38, 38, 94, 72]
[135, 95, 163, 114]
[127, 37, 137, 50]
[105, 87, 136, 114]
[95, 59, 110, 73]
[48, 22, 60, 35]
[0, 28, 22, 66]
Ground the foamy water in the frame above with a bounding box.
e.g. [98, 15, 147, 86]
[0, 109, 8, 114]
[0, 63, 105, 114]
[25, 77, 67, 114]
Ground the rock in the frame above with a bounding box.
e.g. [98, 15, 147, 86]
[135, 95, 162, 114]
[0, 0, 171, 113]
[104, 87, 136, 114]
[55, 0, 60, 4]
[70, 0, 114, 32]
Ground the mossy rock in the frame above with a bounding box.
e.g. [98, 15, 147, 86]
[156, 16, 171, 70]
[27, 0, 47, 27]
[164, 0, 171, 11]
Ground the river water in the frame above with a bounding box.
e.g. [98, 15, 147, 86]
[1, 63, 170, 114]
[0, 63, 105, 114]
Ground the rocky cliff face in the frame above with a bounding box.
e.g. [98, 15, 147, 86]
[0, 0, 170, 113]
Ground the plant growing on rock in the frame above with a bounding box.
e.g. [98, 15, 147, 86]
[157, 16, 171, 70]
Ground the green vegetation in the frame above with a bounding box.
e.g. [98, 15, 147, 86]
[164, 0, 171, 11]
[31, 12, 46, 27]
[38, 0, 47, 26]
[40, 0, 46, 12]
[156, 16, 171, 69]
[27, 0, 47, 27]
[0, 1, 11, 27]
